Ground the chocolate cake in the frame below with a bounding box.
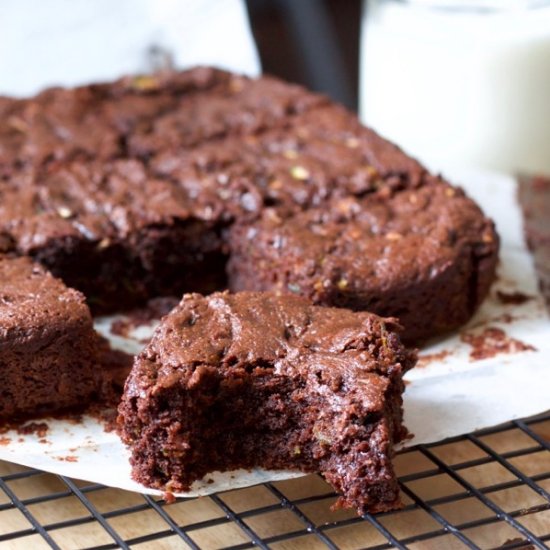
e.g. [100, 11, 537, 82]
[0, 257, 101, 419]
[0, 67, 499, 341]
[118, 291, 416, 514]
[0, 159, 225, 311]
[0, 68, 326, 310]
[228, 181, 497, 343]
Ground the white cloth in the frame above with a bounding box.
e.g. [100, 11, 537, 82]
[0, 0, 260, 97]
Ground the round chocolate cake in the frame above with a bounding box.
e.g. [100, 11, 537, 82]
[0, 67, 498, 342]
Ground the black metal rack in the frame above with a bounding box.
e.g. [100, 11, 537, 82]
[0, 412, 548, 549]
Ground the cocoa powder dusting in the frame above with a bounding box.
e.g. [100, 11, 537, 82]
[460, 327, 537, 361]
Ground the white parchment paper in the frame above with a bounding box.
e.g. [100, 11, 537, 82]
[0, 170, 548, 497]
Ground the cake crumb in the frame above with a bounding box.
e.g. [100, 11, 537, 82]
[461, 327, 537, 361]
[55, 455, 78, 462]
[163, 491, 176, 504]
[493, 313, 515, 324]
[416, 350, 451, 368]
[496, 290, 533, 305]
[110, 318, 131, 338]
[17, 422, 49, 438]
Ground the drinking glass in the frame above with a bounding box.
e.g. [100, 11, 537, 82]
[360, 0, 550, 175]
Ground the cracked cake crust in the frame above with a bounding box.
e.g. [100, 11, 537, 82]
[0, 68, 498, 341]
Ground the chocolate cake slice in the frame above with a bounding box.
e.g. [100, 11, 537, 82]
[0, 257, 102, 419]
[118, 291, 416, 514]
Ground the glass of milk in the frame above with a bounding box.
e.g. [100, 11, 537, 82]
[360, 0, 550, 175]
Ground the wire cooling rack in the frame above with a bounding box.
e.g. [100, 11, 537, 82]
[0, 412, 548, 549]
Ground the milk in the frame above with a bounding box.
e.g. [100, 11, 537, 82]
[360, 0, 550, 175]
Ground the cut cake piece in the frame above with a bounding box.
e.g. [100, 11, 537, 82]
[0, 256, 102, 419]
[118, 291, 416, 514]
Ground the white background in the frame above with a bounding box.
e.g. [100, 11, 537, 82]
[0, 0, 260, 96]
